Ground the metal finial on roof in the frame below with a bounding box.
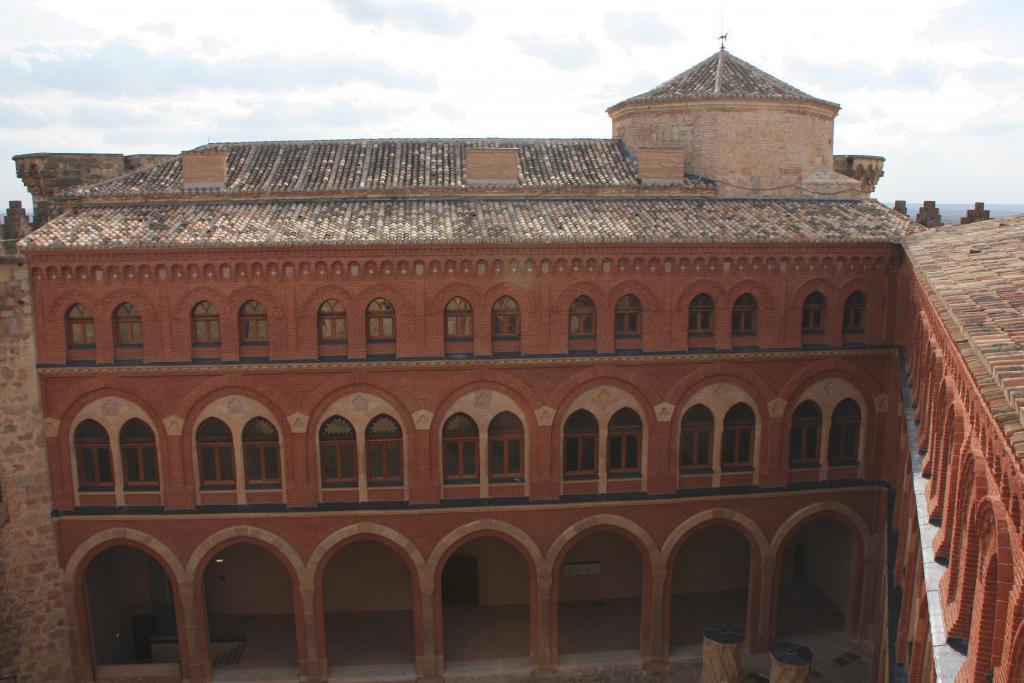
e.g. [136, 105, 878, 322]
[718, 31, 728, 51]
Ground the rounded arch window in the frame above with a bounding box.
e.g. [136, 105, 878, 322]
[488, 411, 524, 480]
[614, 295, 642, 337]
[491, 296, 521, 338]
[444, 297, 473, 340]
[113, 303, 142, 345]
[74, 419, 112, 490]
[843, 292, 866, 334]
[731, 294, 757, 335]
[608, 407, 642, 475]
[563, 410, 598, 476]
[680, 404, 714, 471]
[722, 403, 755, 468]
[688, 294, 714, 336]
[802, 292, 826, 333]
[366, 414, 402, 483]
[789, 401, 822, 466]
[242, 417, 280, 487]
[366, 298, 396, 342]
[828, 399, 862, 464]
[239, 300, 268, 343]
[66, 304, 95, 347]
[319, 416, 356, 485]
[568, 296, 596, 338]
[191, 301, 220, 345]
[120, 418, 158, 487]
[318, 299, 347, 342]
[197, 417, 234, 488]
[442, 412, 479, 482]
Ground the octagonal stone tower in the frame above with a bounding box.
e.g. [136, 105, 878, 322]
[608, 50, 865, 198]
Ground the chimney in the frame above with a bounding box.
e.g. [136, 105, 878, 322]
[464, 148, 519, 186]
[636, 147, 686, 185]
[181, 149, 228, 190]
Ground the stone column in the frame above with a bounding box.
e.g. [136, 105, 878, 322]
[769, 642, 813, 682]
[700, 624, 744, 683]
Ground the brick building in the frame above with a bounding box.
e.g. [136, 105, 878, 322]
[0, 49, 1021, 683]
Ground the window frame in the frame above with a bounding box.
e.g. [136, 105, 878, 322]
[196, 418, 235, 490]
[319, 416, 357, 486]
[442, 413, 479, 483]
[607, 408, 642, 476]
[113, 303, 143, 347]
[317, 299, 348, 343]
[562, 410, 598, 478]
[365, 415, 403, 485]
[444, 297, 474, 341]
[679, 405, 714, 472]
[614, 295, 642, 338]
[74, 420, 113, 491]
[801, 292, 826, 334]
[190, 301, 221, 346]
[490, 296, 521, 339]
[66, 304, 96, 348]
[487, 412, 524, 481]
[688, 294, 714, 338]
[241, 418, 281, 489]
[119, 418, 159, 489]
[843, 292, 866, 334]
[721, 403, 756, 469]
[731, 294, 757, 336]
[366, 298, 396, 343]
[568, 296, 597, 339]
[789, 401, 822, 467]
[827, 399, 862, 464]
[238, 300, 268, 345]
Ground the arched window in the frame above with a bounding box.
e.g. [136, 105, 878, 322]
[721, 403, 755, 468]
[568, 296, 596, 338]
[828, 399, 862, 464]
[120, 418, 158, 488]
[488, 412, 524, 481]
[318, 299, 347, 342]
[113, 303, 142, 346]
[491, 296, 520, 338]
[319, 416, 356, 486]
[688, 294, 714, 337]
[563, 410, 598, 476]
[843, 292, 866, 334]
[366, 414, 402, 483]
[680, 405, 713, 471]
[444, 297, 473, 340]
[197, 418, 234, 488]
[608, 407, 642, 475]
[191, 301, 220, 345]
[789, 401, 822, 466]
[442, 413, 479, 482]
[801, 292, 825, 333]
[731, 294, 757, 335]
[242, 417, 280, 487]
[238, 300, 268, 343]
[614, 295, 642, 337]
[366, 298, 396, 342]
[74, 420, 112, 490]
[66, 304, 95, 347]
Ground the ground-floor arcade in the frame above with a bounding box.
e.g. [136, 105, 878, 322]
[61, 489, 886, 682]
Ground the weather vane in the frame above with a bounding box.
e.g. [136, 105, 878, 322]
[719, 8, 728, 50]
[718, 31, 729, 50]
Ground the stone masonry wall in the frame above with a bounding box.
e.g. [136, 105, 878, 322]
[0, 243, 73, 682]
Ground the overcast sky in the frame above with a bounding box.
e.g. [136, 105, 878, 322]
[1, 0, 1022, 211]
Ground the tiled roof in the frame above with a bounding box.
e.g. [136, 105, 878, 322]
[20, 197, 916, 250]
[611, 50, 836, 109]
[61, 139, 713, 198]
[904, 215, 1024, 462]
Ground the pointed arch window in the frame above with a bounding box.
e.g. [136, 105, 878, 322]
[680, 405, 714, 471]
[120, 418, 158, 488]
[614, 295, 642, 337]
[828, 399, 861, 464]
[608, 407, 642, 475]
[242, 417, 280, 488]
[789, 401, 822, 466]
[444, 297, 473, 340]
[563, 410, 598, 477]
[320, 416, 356, 486]
[197, 418, 234, 489]
[442, 413, 479, 482]
[491, 296, 521, 338]
[488, 412, 524, 481]
[688, 294, 714, 338]
[801, 292, 825, 333]
[721, 403, 755, 468]
[366, 414, 402, 484]
[191, 301, 221, 345]
[731, 294, 757, 335]
[113, 303, 143, 346]
[366, 298, 396, 342]
[75, 420, 112, 490]
[568, 296, 596, 338]
[239, 300, 268, 344]
[843, 292, 866, 334]
[318, 299, 347, 342]
[66, 304, 95, 347]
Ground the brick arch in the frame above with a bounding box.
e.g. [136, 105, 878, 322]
[666, 369, 771, 426]
[185, 525, 305, 586]
[724, 279, 777, 311]
[352, 283, 415, 317]
[552, 380, 655, 447]
[1006, 618, 1024, 683]
[300, 285, 359, 323]
[64, 531, 193, 678]
[547, 514, 661, 570]
[480, 282, 540, 317]
[837, 276, 885, 307]
[790, 277, 841, 306]
[548, 366, 659, 422]
[607, 279, 663, 313]
[426, 519, 544, 578]
[45, 291, 104, 324]
[942, 450, 987, 620]
[553, 280, 607, 312]
[97, 286, 160, 322]
[305, 382, 415, 440]
[429, 380, 540, 435]
[227, 283, 286, 319]
[55, 384, 165, 438]
[172, 285, 232, 322]
[181, 386, 288, 442]
[674, 279, 727, 313]
[429, 281, 484, 312]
